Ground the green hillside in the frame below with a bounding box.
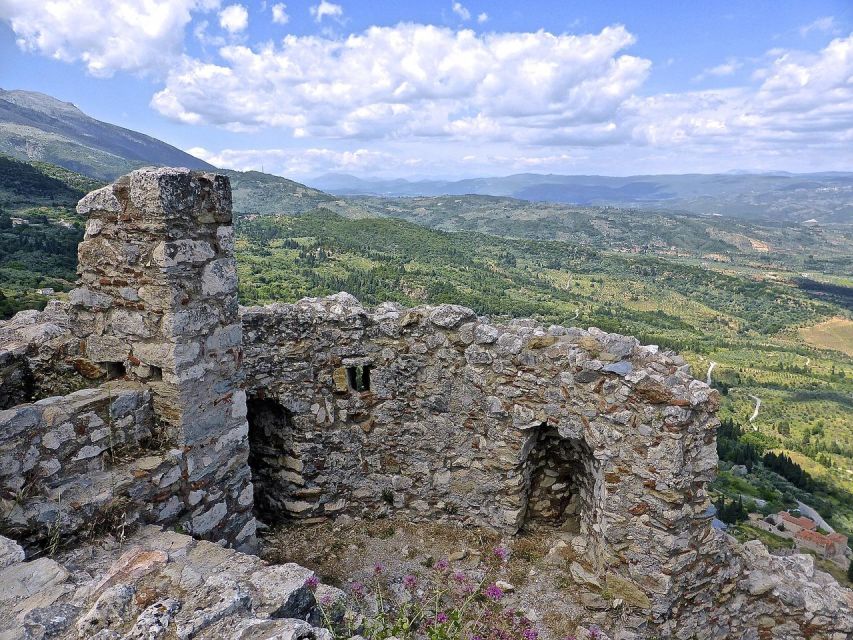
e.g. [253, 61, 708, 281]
[0, 89, 213, 181]
[0, 155, 103, 317]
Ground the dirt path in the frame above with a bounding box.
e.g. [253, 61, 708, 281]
[706, 361, 717, 386]
[748, 394, 761, 424]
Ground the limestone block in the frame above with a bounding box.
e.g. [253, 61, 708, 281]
[151, 239, 216, 268]
[201, 258, 238, 296]
[0, 535, 24, 569]
[77, 185, 122, 217]
[191, 502, 228, 535]
[85, 334, 130, 363]
[428, 304, 476, 329]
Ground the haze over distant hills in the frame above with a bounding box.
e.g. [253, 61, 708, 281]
[2, 88, 851, 226]
[0, 89, 213, 181]
[311, 172, 853, 224]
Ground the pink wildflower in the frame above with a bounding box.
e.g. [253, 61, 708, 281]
[484, 584, 504, 601]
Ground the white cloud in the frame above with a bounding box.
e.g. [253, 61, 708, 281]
[628, 33, 853, 164]
[693, 57, 742, 82]
[271, 3, 289, 25]
[310, 1, 343, 23]
[0, 0, 219, 77]
[152, 24, 649, 146]
[799, 16, 838, 38]
[219, 4, 248, 33]
[477, 12, 488, 24]
[451, 2, 470, 21]
[188, 145, 392, 174]
[5, 4, 853, 175]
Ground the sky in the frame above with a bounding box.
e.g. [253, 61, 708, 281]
[1, 0, 852, 180]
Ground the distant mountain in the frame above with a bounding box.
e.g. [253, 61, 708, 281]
[0, 89, 213, 181]
[310, 172, 853, 224]
[221, 169, 337, 216]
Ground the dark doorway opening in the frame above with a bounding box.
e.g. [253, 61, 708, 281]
[523, 425, 598, 533]
[247, 397, 296, 522]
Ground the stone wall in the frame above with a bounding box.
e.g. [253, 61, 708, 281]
[63, 168, 255, 551]
[0, 383, 159, 550]
[241, 293, 720, 622]
[0, 302, 96, 410]
[0, 168, 256, 553]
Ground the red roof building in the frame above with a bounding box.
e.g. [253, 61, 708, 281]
[795, 530, 838, 558]
[779, 511, 817, 532]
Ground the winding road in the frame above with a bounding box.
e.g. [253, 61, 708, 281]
[706, 361, 717, 386]
[748, 394, 761, 424]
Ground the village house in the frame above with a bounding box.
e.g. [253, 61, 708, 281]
[795, 529, 838, 559]
[778, 511, 818, 534]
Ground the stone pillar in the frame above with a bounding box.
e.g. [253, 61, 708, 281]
[69, 168, 255, 551]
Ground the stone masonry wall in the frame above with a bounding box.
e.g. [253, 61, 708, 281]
[241, 292, 720, 624]
[56, 168, 253, 550]
[0, 302, 97, 410]
[63, 168, 255, 550]
[0, 383, 159, 551]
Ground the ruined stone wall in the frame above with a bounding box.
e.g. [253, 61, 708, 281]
[0, 302, 97, 410]
[62, 168, 255, 550]
[0, 382, 160, 550]
[241, 293, 720, 622]
[0, 169, 256, 553]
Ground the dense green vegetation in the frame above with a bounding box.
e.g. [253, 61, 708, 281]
[0, 155, 98, 317]
[234, 208, 853, 542]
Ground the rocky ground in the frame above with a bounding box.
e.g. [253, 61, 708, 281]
[261, 516, 648, 640]
[0, 526, 342, 640]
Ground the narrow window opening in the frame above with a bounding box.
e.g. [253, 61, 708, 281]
[104, 361, 126, 380]
[346, 365, 371, 392]
[149, 366, 163, 381]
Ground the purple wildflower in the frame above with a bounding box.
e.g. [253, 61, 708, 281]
[373, 562, 384, 575]
[452, 570, 467, 583]
[304, 575, 319, 590]
[523, 630, 539, 640]
[351, 581, 365, 598]
[403, 574, 417, 590]
[493, 546, 509, 562]
[484, 584, 504, 601]
[434, 558, 450, 572]
[436, 612, 449, 623]
[589, 627, 601, 640]
[320, 593, 334, 607]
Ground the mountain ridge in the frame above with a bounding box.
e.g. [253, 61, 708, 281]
[309, 171, 853, 224]
[0, 89, 213, 180]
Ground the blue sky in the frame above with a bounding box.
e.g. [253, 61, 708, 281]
[1, 0, 852, 179]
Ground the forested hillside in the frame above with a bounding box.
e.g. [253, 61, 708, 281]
[0, 155, 100, 317]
